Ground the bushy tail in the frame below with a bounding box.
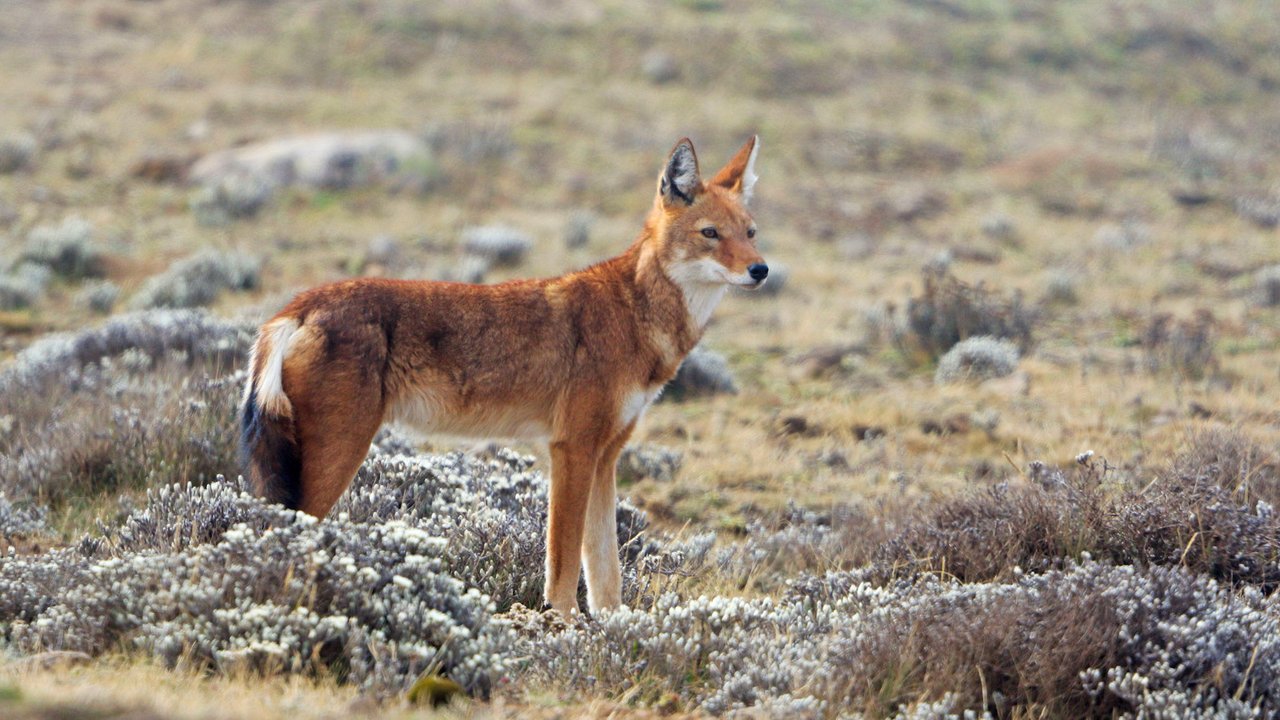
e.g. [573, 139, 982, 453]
[240, 318, 302, 509]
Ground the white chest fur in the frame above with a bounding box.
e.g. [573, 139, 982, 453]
[619, 386, 663, 428]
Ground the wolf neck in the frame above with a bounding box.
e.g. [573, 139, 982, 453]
[629, 236, 723, 359]
[676, 278, 727, 330]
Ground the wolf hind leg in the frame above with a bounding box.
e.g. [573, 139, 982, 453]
[287, 325, 388, 518]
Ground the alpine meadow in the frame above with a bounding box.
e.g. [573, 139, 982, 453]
[2, 2, 1280, 718]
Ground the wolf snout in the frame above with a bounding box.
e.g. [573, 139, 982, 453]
[748, 263, 769, 282]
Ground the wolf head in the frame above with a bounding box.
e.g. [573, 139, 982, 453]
[650, 136, 768, 296]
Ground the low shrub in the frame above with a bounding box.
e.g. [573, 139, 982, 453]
[0, 309, 251, 401]
[0, 310, 253, 505]
[460, 225, 531, 267]
[0, 494, 46, 538]
[516, 561, 1280, 716]
[130, 251, 261, 309]
[190, 171, 272, 225]
[1, 479, 512, 696]
[933, 335, 1020, 384]
[0, 263, 52, 311]
[1, 447, 661, 697]
[873, 431, 1280, 591]
[1141, 309, 1218, 379]
[20, 217, 104, 279]
[74, 280, 120, 314]
[617, 445, 682, 484]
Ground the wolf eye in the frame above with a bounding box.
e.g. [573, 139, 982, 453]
[700, 227, 718, 239]
[747, 227, 756, 239]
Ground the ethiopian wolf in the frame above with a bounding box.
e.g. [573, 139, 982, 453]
[240, 136, 768, 614]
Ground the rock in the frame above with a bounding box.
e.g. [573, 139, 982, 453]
[64, 143, 95, 179]
[189, 130, 433, 195]
[641, 50, 680, 84]
[664, 347, 737, 400]
[0, 134, 36, 174]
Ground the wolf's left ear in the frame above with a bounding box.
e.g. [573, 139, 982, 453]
[659, 138, 702, 207]
[710, 135, 760, 205]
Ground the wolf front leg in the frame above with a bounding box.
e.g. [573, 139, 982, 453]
[581, 422, 634, 611]
[544, 436, 603, 614]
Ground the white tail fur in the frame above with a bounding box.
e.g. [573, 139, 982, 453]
[246, 317, 300, 418]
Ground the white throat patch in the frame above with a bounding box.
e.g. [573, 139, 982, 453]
[665, 257, 730, 330]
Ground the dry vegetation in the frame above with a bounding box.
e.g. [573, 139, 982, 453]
[2, 0, 1280, 717]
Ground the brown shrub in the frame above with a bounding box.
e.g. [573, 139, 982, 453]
[869, 431, 1280, 591]
[893, 267, 1037, 363]
[1141, 309, 1219, 379]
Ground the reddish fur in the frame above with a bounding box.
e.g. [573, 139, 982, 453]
[241, 137, 765, 614]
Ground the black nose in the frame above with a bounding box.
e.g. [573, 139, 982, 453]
[748, 263, 769, 281]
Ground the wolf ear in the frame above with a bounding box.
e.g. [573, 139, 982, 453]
[659, 138, 701, 207]
[710, 135, 759, 205]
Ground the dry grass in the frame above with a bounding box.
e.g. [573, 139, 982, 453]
[0, 661, 702, 720]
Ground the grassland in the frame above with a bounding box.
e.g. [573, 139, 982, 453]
[2, 0, 1280, 717]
